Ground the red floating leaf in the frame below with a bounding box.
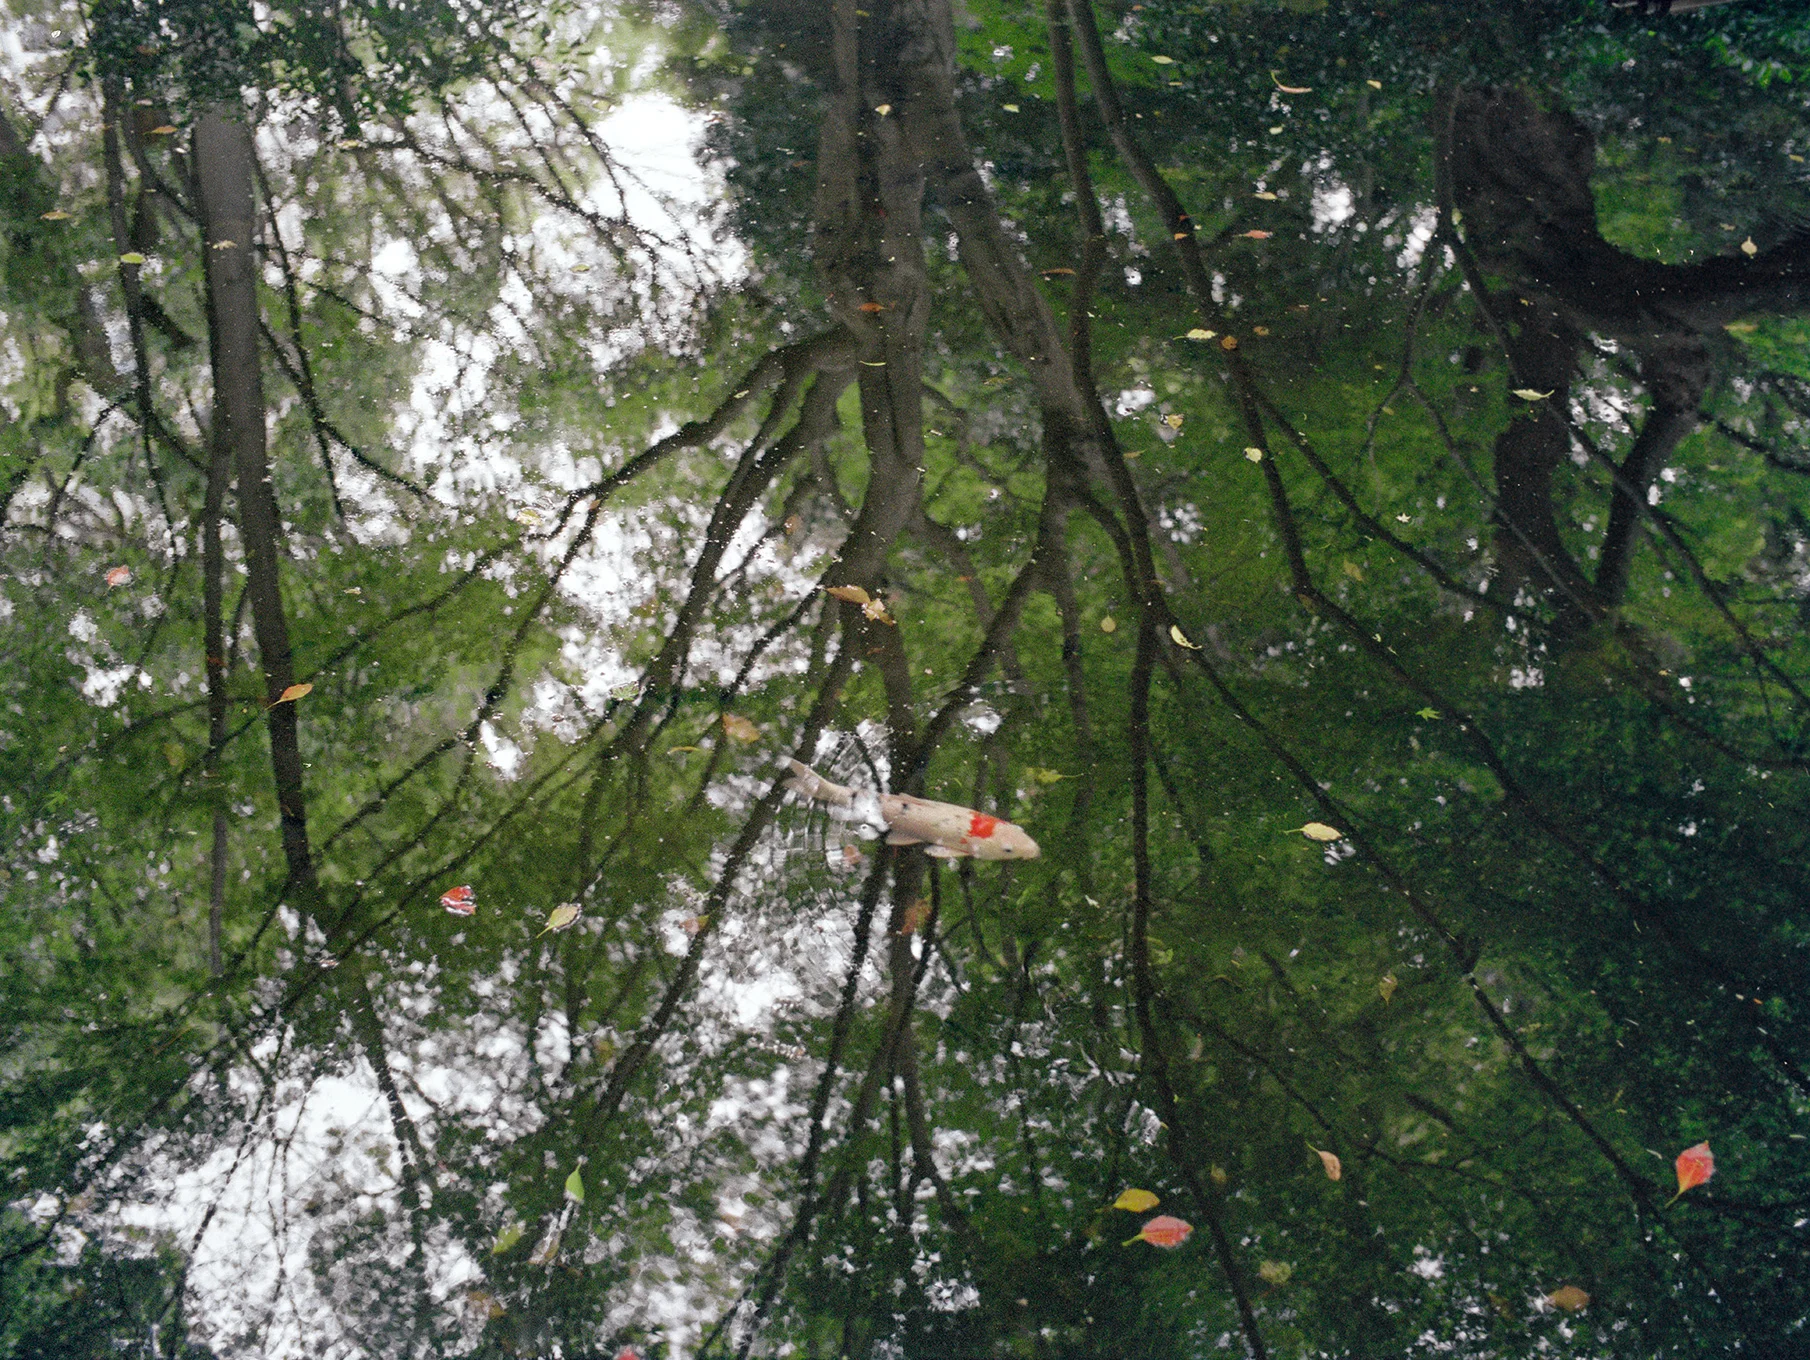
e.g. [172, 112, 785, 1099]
[105, 565, 132, 588]
[1123, 1214, 1193, 1249]
[441, 885, 476, 916]
[1239, 230, 1273, 240]
[1668, 1141, 1714, 1205]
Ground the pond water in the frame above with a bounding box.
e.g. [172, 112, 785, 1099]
[2, 1, 1807, 1355]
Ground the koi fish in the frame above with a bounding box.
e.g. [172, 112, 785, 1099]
[782, 760, 1040, 861]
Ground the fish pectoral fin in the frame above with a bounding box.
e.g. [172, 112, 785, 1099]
[884, 831, 927, 846]
[923, 844, 965, 859]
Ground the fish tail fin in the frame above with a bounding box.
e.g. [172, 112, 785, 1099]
[783, 759, 854, 807]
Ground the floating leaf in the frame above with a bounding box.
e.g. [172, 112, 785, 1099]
[1100, 616, 1117, 633]
[274, 682, 312, 705]
[783, 513, 803, 535]
[467, 1287, 506, 1319]
[1668, 1141, 1714, 1205]
[1028, 767, 1069, 784]
[1258, 1259, 1293, 1286]
[1512, 388, 1554, 401]
[149, 124, 179, 135]
[681, 914, 710, 937]
[1253, 191, 1279, 201]
[826, 584, 872, 606]
[1239, 229, 1273, 240]
[1185, 327, 1216, 340]
[861, 596, 896, 625]
[564, 1166, 585, 1204]
[1366, 79, 1383, 89]
[163, 741, 185, 768]
[840, 843, 865, 867]
[1415, 707, 1439, 720]
[1293, 822, 1342, 842]
[1341, 560, 1365, 582]
[722, 713, 760, 743]
[1741, 237, 1758, 256]
[527, 1230, 561, 1266]
[1163, 413, 1184, 430]
[857, 301, 886, 313]
[1113, 1188, 1160, 1213]
[668, 745, 701, 754]
[1379, 973, 1398, 1004]
[210, 239, 237, 250]
[1395, 513, 1412, 523]
[1209, 1165, 1228, 1187]
[1150, 55, 1176, 65]
[1547, 1285, 1590, 1312]
[1001, 103, 1020, 113]
[40, 209, 70, 221]
[105, 565, 132, 587]
[1123, 1214, 1192, 1248]
[1220, 335, 1239, 350]
[1271, 73, 1311, 93]
[440, 884, 476, 916]
[1724, 322, 1758, 335]
[873, 103, 892, 116]
[898, 899, 932, 936]
[571, 263, 592, 273]
[1245, 448, 1264, 462]
[1308, 1145, 1342, 1181]
[491, 1222, 525, 1255]
[337, 138, 364, 149]
[118, 252, 146, 265]
[1169, 624, 1200, 650]
[537, 902, 582, 937]
[1041, 267, 1077, 277]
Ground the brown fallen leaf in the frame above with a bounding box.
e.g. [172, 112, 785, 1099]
[1308, 1144, 1341, 1181]
[1547, 1285, 1589, 1312]
[722, 713, 760, 742]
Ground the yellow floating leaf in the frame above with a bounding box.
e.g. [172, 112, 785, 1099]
[826, 584, 872, 606]
[1740, 237, 1758, 256]
[1341, 560, 1365, 581]
[571, 263, 592, 273]
[1366, 79, 1382, 89]
[668, 745, 701, 754]
[1512, 388, 1553, 401]
[40, 210, 70, 221]
[1163, 413, 1184, 430]
[1209, 1165, 1228, 1187]
[1547, 1285, 1590, 1312]
[1169, 624, 1200, 650]
[1113, 1188, 1160, 1213]
[1258, 1260, 1293, 1286]
[722, 712, 760, 742]
[1253, 191, 1279, 201]
[274, 682, 313, 705]
[1252, 326, 1270, 336]
[1185, 328, 1216, 340]
[336, 138, 364, 150]
[1001, 103, 1020, 113]
[1273, 80, 1311, 95]
[118, 252, 146, 265]
[1100, 616, 1117, 634]
[1293, 822, 1342, 842]
[537, 902, 582, 937]
[873, 103, 892, 116]
[1028, 767, 1069, 784]
[1379, 973, 1398, 1004]
[210, 239, 237, 250]
[1308, 1145, 1342, 1181]
[1151, 55, 1176, 65]
[1244, 448, 1264, 462]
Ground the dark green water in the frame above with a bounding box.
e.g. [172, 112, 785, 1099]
[2, 1, 1808, 1355]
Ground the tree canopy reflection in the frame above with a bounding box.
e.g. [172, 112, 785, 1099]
[3, 1, 1808, 1355]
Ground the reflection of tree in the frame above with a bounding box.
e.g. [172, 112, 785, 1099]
[5, 0, 1810, 1355]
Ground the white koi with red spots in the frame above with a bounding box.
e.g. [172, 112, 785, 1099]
[782, 760, 1040, 861]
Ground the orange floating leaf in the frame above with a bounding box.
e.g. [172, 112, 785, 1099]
[440, 884, 476, 916]
[1239, 230, 1273, 240]
[857, 301, 887, 313]
[273, 682, 313, 705]
[722, 713, 760, 743]
[1547, 1285, 1590, 1312]
[1668, 1141, 1714, 1206]
[1112, 1188, 1160, 1213]
[105, 565, 132, 588]
[1308, 1145, 1341, 1180]
[1123, 1214, 1192, 1248]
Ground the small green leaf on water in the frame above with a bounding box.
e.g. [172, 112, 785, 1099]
[118, 252, 146, 265]
[1151, 55, 1175, 65]
[1292, 822, 1343, 842]
[538, 902, 582, 937]
[1379, 973, 1399, 1004]
[1416, 707, 1439, 720]
[1512, 388, 1554, 401]
[1245, 448, 1264, 462]
[565, 1166, 585, 1204]
[1113, 1188, 1160, 1213]
[1258, 1259, 1293, 1285]
[491, 1222, 525, 1255]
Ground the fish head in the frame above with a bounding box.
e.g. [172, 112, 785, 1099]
[973, 820, 1040, 861]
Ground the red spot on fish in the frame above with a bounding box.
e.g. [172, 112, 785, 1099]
[969, 812, 999, 839]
